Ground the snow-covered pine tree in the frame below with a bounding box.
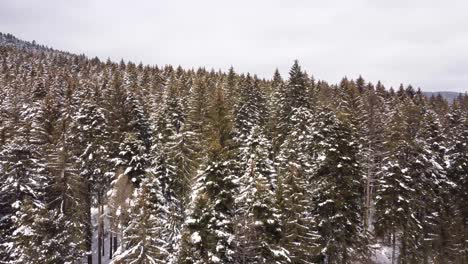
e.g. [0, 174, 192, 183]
[374, 98, 426, 263]
[69, 81, 111, 263]
[271, 61, 310, 156]
[0, 79, 25, 261]
[109, 70, 153, 179]
[310, 108, 368, 263]
[150, 74, 197, 262]
[107, 129, 148, 260]
[428, 93, 450, 118]
[8, 197, 43, 263]
[45, 130, 87, 261]
[275, 154, 317, 263]
[180, 85, 238, 264]
[416, 109, 458, 262]
[337, 77, 365, 132]
[275, 109, 318, 263]
[337, 77, 373, 240]
[446, 104, 468, 263]
[123, 63, 153, 151]
[13, 198, 86, 263]
[42, 75, 89, 261]
[185, 73, 212, 162]
[360, 83, 388, 233]
[274, 61, 314, 177]
[234, 74, 266, 141]
[266, 69, 283, 143]
[233, 74, 269, 181]
[0, 88, 50, 262]
[104, 67, 154, 261]
[223, 67, 240, 111]
[273, 61, 317, 263]
[236, 126, 289, 263]
[116, 132, 148, 187]
[112, 174, 168, 264]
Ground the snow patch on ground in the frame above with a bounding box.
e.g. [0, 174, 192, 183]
[82, 207, 113, 264]
[92, 207, 111, 264]
[371, 244, 395, 264]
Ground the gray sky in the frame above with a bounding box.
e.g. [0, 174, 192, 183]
[1, 0, 467, 92]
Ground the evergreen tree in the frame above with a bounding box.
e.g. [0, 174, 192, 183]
[69, 84, 110, 263]
[112, 175, 168, 263]
[311, 109, 368, 263]
[236, 126, 288, 263]
[272, 61, 310, 155]
[446, 106, 468, 263]
[151, 76, 196, 262]
[273, 61, 317, 263]
[185, 74, 211, 161]
[8, 197, 43, 263]
[234, 74, 268, 179]
[275, 158, 317, 263]
[361, 84, 387, 233]
[180, 86, 238, 263]
[417, 110, 458, 262]
[0, 93, 50, 262]
[374, 100, 427, 263]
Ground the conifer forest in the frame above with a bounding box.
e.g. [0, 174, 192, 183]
[0, 32, 467, 264]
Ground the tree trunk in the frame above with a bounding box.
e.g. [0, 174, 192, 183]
[114, 236, 118, 253]
[101, 204, 105, 257]
[98, 194, 102, 264]
[392, 229, 396, 264]
[401, 227, 407, 264]
[462, 217, 467, 264]
[87, 183, 93, 264]
[364, 94, 376, 234]
[109, 232, 113, 259]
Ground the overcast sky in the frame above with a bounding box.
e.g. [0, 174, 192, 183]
[1, 0, 467, 92]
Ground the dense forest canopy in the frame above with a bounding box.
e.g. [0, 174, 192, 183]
[0, 32, 467, 264]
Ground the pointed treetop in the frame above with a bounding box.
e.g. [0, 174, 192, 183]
[228, 66, 236, 78]
[289, 60, 304, 81]
[356, 75, 366, 93]
[273, 68, 282, 82]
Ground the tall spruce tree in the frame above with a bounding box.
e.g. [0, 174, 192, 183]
[311, 109, 368, 263]
[374, 99, 428, 264]
[273, 61, 317, 263]
[150, 74, 197, 262]
[235, 126, 288, 263]
[0, 88, 50, 262]
[112, 174, 168, 263]
[180, 86, 238, 264]
[446, 105, 468, 263]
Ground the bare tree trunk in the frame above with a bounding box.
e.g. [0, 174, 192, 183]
[364, 155, 373, 231]
[101, 204, 105, 257]
[392, 229, 396, 264]
[87, 183, 93, 264]
[401, 227, 407, 264]
[462, 217, 467, 264]
[364, 93, 376, 234]
[109, 232, 113, 259]
[113, 236, 118, 253]
[98, 194, 102, 264]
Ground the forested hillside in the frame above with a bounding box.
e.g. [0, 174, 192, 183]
[0, 32, 467, 264]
